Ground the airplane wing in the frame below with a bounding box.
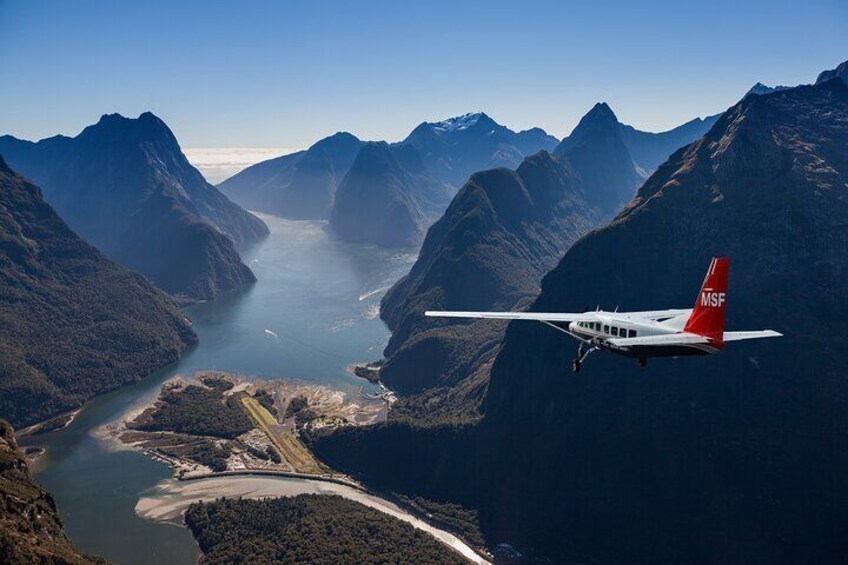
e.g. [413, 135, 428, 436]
[424, 311, 591, 323]
[620, 309, 691, 320]
[722, 330, 783, 341]
[607, 333, 710, 347]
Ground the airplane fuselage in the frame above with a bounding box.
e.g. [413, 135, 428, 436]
[565, 311, 721, 359]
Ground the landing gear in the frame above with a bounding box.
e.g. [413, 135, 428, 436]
[638, 357, 648, 368]
[572, 343, 597, 373]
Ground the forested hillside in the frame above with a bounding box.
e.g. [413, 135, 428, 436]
[185, 494, 468, 565]
[0, 157, 196, 428]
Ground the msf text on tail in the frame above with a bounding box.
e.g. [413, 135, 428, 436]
[426, 257, 781, 372]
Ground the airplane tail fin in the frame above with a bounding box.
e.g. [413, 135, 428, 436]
[684, 257, 728, 343]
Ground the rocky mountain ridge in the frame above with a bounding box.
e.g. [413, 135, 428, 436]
[0, 112, 267, 301]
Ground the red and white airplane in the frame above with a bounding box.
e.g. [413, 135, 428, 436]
[426, 257, 781, 372]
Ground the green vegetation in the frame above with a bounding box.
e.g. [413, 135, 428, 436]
[185, 494, 467, 565]
[200, 376, 235, 393]
[0, 420, 104, 564]
[129, 384, 254, 439]
[265, 446, 282, 464]
[284, 395, 309, 419]
[284, 395, 320, 430]
[394, 494, 485, 550]
[152, 435, 233, 472]
[0, 158, 197, 428]
[253, 389, 277, 415]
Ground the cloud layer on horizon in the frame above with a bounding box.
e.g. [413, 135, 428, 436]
[184, 147, 301, 184]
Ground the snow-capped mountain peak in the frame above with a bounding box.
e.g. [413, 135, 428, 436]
[431, 112, 484, 132]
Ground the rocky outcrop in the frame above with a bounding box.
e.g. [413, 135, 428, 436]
[816, 59, 848, 85]
[0, 420, 103, 563]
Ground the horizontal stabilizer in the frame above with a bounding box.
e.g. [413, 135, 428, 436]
[722, 330, 783, 341]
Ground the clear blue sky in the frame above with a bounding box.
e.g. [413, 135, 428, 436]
[1, 0, 846, 147]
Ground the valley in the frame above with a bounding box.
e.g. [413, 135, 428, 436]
[2, 42, 845, 563]
[18, 214, 422, 564]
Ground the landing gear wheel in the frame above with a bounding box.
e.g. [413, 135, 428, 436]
[572, 359, 581, 373]
[638, 357, 647, 368]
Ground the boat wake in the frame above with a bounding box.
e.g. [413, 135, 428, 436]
[358, 285, 390, 302]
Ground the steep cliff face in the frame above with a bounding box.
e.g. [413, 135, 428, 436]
[0, 157, 196, 428]
[554, 102, 645, 213]
[379, 152, 602, 411]
[219, 132, 364, 219]
[0, 420, 101, 564]
[482, 79, 848, 563]
[329, 142, 451, 248]
[0, 112, 267, 301]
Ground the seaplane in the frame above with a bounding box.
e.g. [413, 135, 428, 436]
[426, 257, 781, 372]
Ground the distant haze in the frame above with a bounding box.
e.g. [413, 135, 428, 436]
[184, 148, 300, 184]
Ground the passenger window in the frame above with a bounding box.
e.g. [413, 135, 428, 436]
[611, 327, 618, 336]
[603, 325, 609, 334]
[629, 330, 637, 338]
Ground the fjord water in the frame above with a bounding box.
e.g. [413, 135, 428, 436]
[24, 214, 416, 564]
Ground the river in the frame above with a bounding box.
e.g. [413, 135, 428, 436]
[23, 215, 443, 564]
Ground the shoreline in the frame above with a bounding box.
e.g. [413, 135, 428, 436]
[136, 475, 491, 565]
[179, 469, 365, 490]
[18, 408, 81, 438]
[98, 370, 385, 479]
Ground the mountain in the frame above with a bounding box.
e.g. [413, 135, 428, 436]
[618, 113, 720, 173]
[378, 152, 603, 418]
[403, 112, 558, 187]
[0, 112, 268, 301]
[314, 76, 848, 564]
[377, 103, 716, 420]
[480, 78, 848, 563]
[746, 58, 848, 97]
[218, 132, 364, 219]
[816, 59, 848, 85]
[553, 102, 645, 213]
[0, 420, 101, 564]
[219, 113, 556, 223]
[746, 82, 793, 96]
[0, 157, 196, 428]
[328, 142, 451, 248]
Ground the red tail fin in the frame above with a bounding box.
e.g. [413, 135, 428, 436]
[684, 257, 728, 343]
